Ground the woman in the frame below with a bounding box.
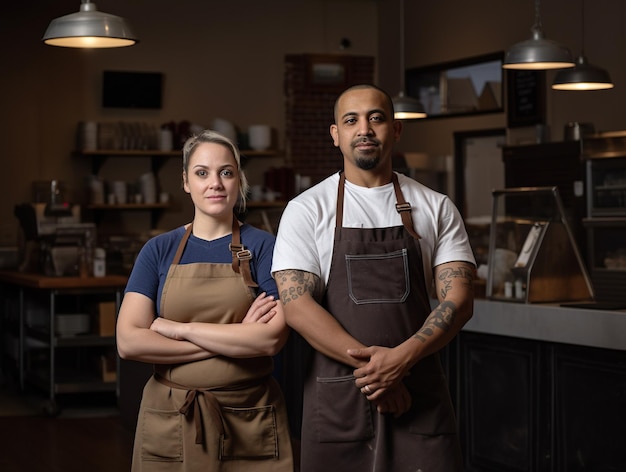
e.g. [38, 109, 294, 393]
[116, 130, 293, 471]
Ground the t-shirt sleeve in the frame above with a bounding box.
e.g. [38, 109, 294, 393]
[250, 230, 279, 298]
[124, 238, 161, 301]
[271, 199, 322, 278]
[432, 196, 477, 268]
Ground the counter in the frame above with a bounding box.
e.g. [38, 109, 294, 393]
[464, 298, 626, 352]
[454, 299, 626, 470]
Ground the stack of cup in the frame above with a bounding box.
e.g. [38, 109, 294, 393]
[111, 181, 127, 204]
[78, 121, 98, 150]
[139, 172, 157, 204]
[86, 175, 104, 204]
[159, 128, 173, 151]
[248, 125, 272, 151]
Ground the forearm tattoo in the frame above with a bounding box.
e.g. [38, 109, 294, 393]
[274, 269, 318, 305]
[413, 263, 474, 343]
[413, 300, 456, 342]
[437, 264, 475, 300]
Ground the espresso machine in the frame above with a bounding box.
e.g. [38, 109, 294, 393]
[15, 180, 96, 276]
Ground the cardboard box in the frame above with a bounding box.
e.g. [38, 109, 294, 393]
[100, 354, 117, 383]
[98, 301, 116, 336]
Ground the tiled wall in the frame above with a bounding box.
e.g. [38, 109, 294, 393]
[285, 54, 375, 185]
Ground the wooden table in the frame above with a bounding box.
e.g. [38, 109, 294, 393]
[0, 271, 128, 414]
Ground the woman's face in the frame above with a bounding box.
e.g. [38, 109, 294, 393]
[183, 142, 240, 220]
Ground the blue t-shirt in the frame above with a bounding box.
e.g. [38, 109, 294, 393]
[125, 224, 278, 316]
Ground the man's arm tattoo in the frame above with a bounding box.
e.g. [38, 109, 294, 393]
[413, 300, 456, 343]
[274, 269, 318, 304]
[437, 264, 475, 299]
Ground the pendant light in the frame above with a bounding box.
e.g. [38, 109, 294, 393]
[43, 1, 138, 48]
[392, 0, 426, 120]
[503, 0, 574, 70]
[552, 0, 613, 90]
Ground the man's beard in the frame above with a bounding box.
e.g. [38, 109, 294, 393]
[355, 154, 380, 170]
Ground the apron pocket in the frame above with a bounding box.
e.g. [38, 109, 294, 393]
[141, 408, 183, 462]
[345, 249, 410, 304]
[219, 405, 278, 460]
[315, 374, 374, 442]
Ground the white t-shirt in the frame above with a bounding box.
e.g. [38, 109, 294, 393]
[272, 172, 476, 296]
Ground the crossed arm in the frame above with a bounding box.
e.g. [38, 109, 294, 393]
[116, 291, 288, 364]
[274, 260, 475, 414]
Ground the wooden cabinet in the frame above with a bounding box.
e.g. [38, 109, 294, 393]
[457, 331, 626, 471]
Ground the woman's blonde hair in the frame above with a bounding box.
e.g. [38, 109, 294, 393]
[182, 129, 249, 211]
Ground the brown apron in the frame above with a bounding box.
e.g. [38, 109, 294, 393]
[131, 219, 293, 472]
[299, 173, 463, 471]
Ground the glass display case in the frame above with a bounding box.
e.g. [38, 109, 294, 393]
[586, 156, 626, 217]
[486, 187, 593, 303]
[581, 132, 626, 304]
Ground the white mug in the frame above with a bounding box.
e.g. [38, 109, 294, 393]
[248, 125, 271, 151]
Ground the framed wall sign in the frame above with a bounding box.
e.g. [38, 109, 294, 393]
[405, 52, 504, 119]
[506, 70, 546, 128]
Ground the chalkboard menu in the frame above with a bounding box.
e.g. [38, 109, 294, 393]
[506, 70, 546, 128]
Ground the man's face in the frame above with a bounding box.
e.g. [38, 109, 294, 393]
[330, 88, 401, 172]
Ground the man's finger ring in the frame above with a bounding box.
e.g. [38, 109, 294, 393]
[364, 385, 372, 394]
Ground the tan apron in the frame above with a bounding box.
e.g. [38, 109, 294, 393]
[131, 220, 293, 471]
[299, 173, 462, 471]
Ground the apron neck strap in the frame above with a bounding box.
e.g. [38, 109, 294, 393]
[336, 171, 421, 240]
[229, 216, 259, 288]
[392, 173, 421, 240]
[174, 219, 258, 288]
[336, 171, 346, 226]
[172, 224, 193, 265]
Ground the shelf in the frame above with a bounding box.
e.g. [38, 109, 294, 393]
[583, 216, 626, 227]
[88, 203, 170, 210]
[246, 200, 287, 209]
[26, 369, 116, 394]
[25, 329, 116, 348]
[593, 267, 626, 273]
[240, 149, 281, 157]
[78, 149, 279, 157]
[0, 271, 128, 290]
[77, 149, 181, 157]
[78, 148, 281, 176]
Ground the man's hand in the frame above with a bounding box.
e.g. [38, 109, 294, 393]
[349, 345, 411, 400]
[371, 381, 412, 418]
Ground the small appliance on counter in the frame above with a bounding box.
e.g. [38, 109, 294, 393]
[14, 180, 96, 276]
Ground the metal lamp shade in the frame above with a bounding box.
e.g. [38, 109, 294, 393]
[392, 91, 427, 120]
[42, 1, 138, 48]
[503, 29, 575, 70]
[552, 56, 614, 90]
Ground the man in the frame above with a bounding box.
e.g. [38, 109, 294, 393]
[272, 84, 475, 471]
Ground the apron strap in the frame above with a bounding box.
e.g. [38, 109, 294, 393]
[229, 216, 259, 288]
[174, 220, 258, 287]
[336, 171, 421, 240]
[172, 224, 193, 265]
[155, 373, 225, 446]
[391, 173, 421, 240]
[336, 171, 346, 226]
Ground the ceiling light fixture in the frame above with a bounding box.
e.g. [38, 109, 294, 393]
[552, 0, 614, 90]
[392, 0, 426, 120]
[43, 1, 138, 48]
[503, 0, 575, 70]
